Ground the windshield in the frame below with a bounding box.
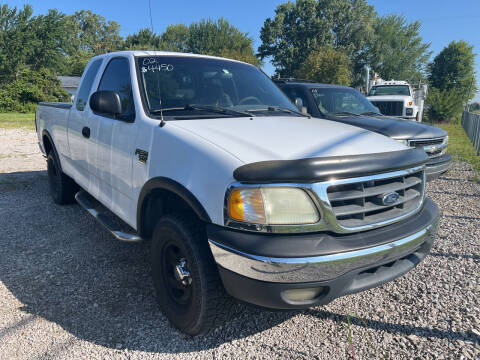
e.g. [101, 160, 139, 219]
[311, 87, 380, 116]
[136, 56, 298, 118]
[368, 85, 410, 96]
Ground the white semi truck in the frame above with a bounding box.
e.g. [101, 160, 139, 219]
[367, 80, 427, 122]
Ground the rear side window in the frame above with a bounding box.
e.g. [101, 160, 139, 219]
[75, 59, 103, 111]
[97, 57, 135, 121]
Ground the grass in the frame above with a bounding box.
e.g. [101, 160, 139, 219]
[433, 122, 480, 181]
[0, 113, 35, 130]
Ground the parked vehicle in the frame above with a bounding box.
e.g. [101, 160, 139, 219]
[275, 79, 451, 180]
[36, 51, 439, 335]
[366, 80, 427, 122]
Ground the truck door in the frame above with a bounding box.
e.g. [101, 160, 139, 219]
[87, 57, 138, 222]
[67, 58, 103, 187]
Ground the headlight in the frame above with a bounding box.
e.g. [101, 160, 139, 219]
[228, 187, 320, 225]
[395, 139, 409, 146]
[406, 108, 413, 116]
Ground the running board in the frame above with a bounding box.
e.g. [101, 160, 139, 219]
[75, 191, 143, 243]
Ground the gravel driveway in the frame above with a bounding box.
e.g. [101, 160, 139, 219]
[0, 128, 479, 359]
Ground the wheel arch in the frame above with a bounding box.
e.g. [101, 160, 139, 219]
[42, 130, 55, 156]
[137, 177, 212, 239]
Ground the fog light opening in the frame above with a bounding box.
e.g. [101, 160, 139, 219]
[282, 287, 325, 302]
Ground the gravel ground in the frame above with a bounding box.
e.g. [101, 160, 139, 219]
[0, 128, 479, 359]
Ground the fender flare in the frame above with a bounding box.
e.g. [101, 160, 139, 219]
[41, 130, 62, 169]
[136, 177, 212, 233]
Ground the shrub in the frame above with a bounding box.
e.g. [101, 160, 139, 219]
[295, 47, 351, 86]
[0, 68, 70, 112]
[426, 87, 464, 123]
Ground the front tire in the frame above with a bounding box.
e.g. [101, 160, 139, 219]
[46, 151, 77, 205]
[151, 215, 235, 335]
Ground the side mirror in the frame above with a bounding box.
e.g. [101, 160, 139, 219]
[294, 97, 304, 111]
[90, 91, 122, 116]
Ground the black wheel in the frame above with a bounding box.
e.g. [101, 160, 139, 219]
[151, 215, 235, 335]
[47, 151, 77, 205]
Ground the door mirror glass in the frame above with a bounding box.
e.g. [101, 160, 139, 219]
[294, 97, 304, 111]
[90, 90, 122, 116]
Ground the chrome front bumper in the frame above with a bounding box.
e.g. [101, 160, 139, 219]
[425, 153, 452, 180]
[209, 216, 439, 284]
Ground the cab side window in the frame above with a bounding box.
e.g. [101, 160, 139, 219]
[75, 59, 103, 111]
[97, 57, 135, 121]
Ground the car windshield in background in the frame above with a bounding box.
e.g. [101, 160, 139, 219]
[311, 88, 381, 116]
[136, 56, 299, 119]
[368, 85, 410, 96]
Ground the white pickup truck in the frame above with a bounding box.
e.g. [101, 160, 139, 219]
[36, 51, 439, 335]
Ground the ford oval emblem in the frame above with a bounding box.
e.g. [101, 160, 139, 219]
[381, 192, 400, 206]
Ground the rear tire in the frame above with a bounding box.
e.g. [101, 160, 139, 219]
[151, 215, 235, 335]
[47, 151, 77, 205]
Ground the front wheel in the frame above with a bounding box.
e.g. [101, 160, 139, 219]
[151, 215, 235, 335]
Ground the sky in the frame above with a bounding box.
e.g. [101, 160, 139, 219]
[4, 0, 480, 100]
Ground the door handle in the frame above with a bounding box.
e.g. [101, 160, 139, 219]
[82, 127, 90, 139]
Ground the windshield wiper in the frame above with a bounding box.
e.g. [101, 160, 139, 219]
[332, 111, 361, 116]
[151, 104, 253, 117]
[246, 106, 308, 117]
[360, 111, 383, 116]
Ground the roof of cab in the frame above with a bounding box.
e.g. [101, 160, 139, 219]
[274, 79, 352, 90]
[90, 50, 250, 65]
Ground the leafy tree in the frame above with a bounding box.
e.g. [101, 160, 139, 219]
[159, 24, 189, 52]
[66, 10, 123, 55]
[0, 68, 69, 112]
[426, 87, 464, 122]
[369, 15, 431, 81]
[470, 102, 480, 112]
[29, 9, 71, 72]
[0, 5, 35, 83]
[124, 28, 159, 50]
[428, 40, 477, 100]
[187, 18, 260, 65]
[258, 0, 375, 83]
[295, 47, 351, 85]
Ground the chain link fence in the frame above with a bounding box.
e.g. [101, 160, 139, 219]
[462, 111, 480, 155]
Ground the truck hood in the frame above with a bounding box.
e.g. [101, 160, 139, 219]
[324, 114, 447, 140]
[367, 95, 411, 102]
[170, 116, 407, 164]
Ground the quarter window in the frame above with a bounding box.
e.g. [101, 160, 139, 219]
[75, 59, 103, 111]
[97, 57, 135, 120]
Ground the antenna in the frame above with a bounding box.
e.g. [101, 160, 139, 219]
[148, 0, 165, 124]
[148, 0, 154, 35]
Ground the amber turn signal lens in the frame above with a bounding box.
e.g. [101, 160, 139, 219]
[228, 189, 244, 221]
[408, 101, 413, 105]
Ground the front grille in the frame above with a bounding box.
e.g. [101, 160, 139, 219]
[371, 101, 403, 116]
[409, 138, 446, 158]
[409, 138, 444, 147]
[326, 168, 424, 229]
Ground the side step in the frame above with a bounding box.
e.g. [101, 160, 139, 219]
[75, 190, 143, 243]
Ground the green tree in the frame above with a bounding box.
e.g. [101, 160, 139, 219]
[426, 87, 464, 122]
[258, 0, 375, 83]
[0, 5, 35, 83]
[29, 9, 71, 72]
[0, 68, 69, 112]
[369, 15, 431, 81]
[295, 47, 351, 85]
[187, 18, 260, 65]
[428, 40, 477, 99]
[159, 24, 189, 52]
[124, 28, 159, 50]
[470, 102, 480, 112]
[66, 10, 123, 55]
